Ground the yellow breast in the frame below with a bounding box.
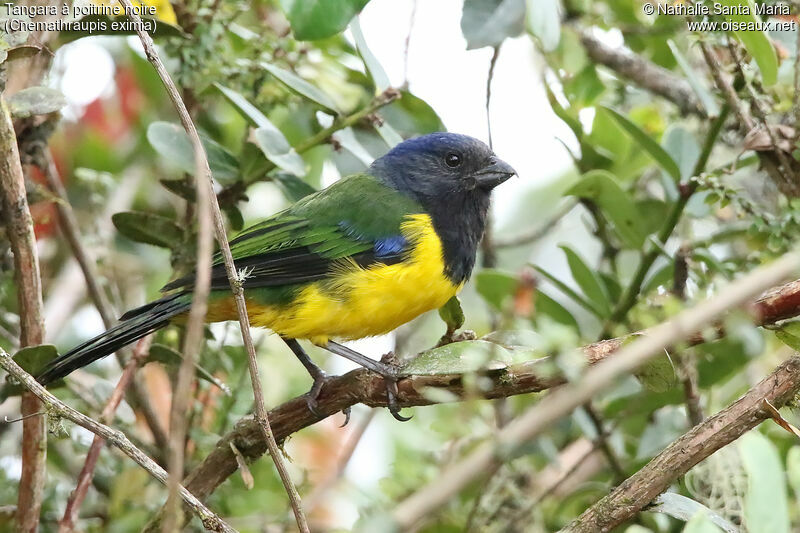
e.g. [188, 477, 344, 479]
[244, 213, 462, 343]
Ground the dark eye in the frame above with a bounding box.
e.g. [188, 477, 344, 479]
[445, 152, 462, 168]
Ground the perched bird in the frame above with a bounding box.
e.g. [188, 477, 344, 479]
[36, 132, 516, 420]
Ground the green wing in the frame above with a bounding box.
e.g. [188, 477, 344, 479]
[162, 174, 422, 292]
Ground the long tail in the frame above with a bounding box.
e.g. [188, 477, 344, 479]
[36, 293, 190, 385]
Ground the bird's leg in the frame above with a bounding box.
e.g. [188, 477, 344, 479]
[281, 337, 350, 424]
[321, 341, 411, 422]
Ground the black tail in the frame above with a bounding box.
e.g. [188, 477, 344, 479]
[36, 294, 190, 385]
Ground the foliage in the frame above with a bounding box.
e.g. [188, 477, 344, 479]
[2, 0, 800, 531]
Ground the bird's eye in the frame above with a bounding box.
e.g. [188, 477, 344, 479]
[445, 153, 462, 168]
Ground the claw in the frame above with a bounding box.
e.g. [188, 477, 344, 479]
[304, 370, 330, 418]
[385, 378, 412, 422]
[339, 406, 352, 427]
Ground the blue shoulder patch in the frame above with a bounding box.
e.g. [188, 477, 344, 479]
[374, 235, 407, 257]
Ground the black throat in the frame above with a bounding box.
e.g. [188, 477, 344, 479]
[424, 190, 491, 285]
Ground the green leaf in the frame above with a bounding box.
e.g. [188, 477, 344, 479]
[402, 340, 513, 376]
[272, 172, 318, 201]
[146, 122, 239, 184]
[252, 127, 307, 176]
[526, 0, 561, 51]
[602, 106, 681, 182]
[567, 170, 646, 248]
[148, 344, 230, 395]
[635, 351, 677, 393]
[667, 40, 720, 117]
[716, 0, 778, 85]
[438, 296, 465, 335]
[786, 446, 800, 495]
[13, 344, 58, 376]
[381, 91, 446, 137]
[160, 178, 196, 201]
[280, 0, 370, 41]
[534, 290, 578, 330]
[225, 205, 245, 232]
[774, 321, 800, 351]
[58, 15, 185, 44]
[475, 269, 517, 310]
[739, 431, 790, 533]
[461, 0, 526, 50]
[112, 212, 183, 249]
[662, 125, 700, 182]
[651, 493, 735, 532]
[563, 65, 605, 108]
[261, 62, 340, 113]
[683, 512, 725, 533]
[7, 87, 66, 118]
[350, 17, 390, 92]
[214, 83, 275, 129]
[643, 263, 675, 294]
[535, 265, 603, 318]
[335, 127, 374, 165]
[559, 245, 611, 317]
[374, 121, 404, 148]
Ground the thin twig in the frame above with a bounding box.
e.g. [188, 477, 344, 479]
[481, 45, 502, 333]
[562, 355, 800, 532]
[727, 39, 797, 189]
[698, 40, 799, 197]
[58, 336, 153, 533]
[578, 30, 705, 117]
[0, 94, 47, 533]
[390, 250, 800, 530]
[0, 347, 235, 532]
[163, 81, 214, 533]
[115, 3, 309, 530]
[582, 403, 625, 484]
[509, 439, 602, 527]
[485, 45, 500, 151]
[679, 353, 705, 427]
[402, 0, 417, 89]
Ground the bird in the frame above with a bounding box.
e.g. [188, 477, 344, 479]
[36, 132, 516, 420]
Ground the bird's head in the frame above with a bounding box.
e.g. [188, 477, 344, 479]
[370, 132, 516, 204]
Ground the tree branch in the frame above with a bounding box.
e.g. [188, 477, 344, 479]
[0, 94, 47, 533]
[562, 355, 800, 532]
[0, 348, 235, 532]
[145, 273, 800, 527]
[578, 31, 706, 117]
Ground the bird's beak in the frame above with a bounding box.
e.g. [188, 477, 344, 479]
[474, 158, 517, 190]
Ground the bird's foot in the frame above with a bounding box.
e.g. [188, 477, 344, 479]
[320, 341, 411, 422]
[304, 370, 351, 425]
[376, 354, 411, 421]
[384, 376, 412, 422]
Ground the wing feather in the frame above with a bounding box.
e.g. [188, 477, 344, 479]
[161, 174, 422, 293]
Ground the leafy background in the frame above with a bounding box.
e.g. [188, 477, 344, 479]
[2, 0, 800, 531]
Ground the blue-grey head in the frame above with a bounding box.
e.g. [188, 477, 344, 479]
[370, 132, 517, 284]
[369, 132, 516, 205]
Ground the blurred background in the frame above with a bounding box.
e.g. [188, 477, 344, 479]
[3, 0, 800, 531]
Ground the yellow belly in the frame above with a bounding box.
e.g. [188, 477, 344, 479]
[213, 214, 462, 343]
